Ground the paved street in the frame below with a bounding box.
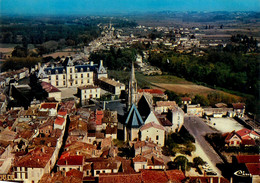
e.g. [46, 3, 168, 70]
[184, 115, 224, 172]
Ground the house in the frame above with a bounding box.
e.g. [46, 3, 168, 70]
[155, 101, 177, 114]
[232, 103, 246, 117]
[186, 104, 203, 117]
[133, 155, 165, 172]
[38, 117, 54, 137]
[98, 77, 125, 96]
[181, 97, 192, 105]
[92, 161, 120, 177]
[41, 81, 61, 102]
[99, 173, 142, 183]
[13, 146, 56, 183]
[39, 102, 58, 116]
[133, 140, 162, 157]
[138, 89, 167, 100]
[77, 85, 101, 105]
[39, 171, 82, 183]
[140, 122, 165, 146]
[224, 128, 259, 147]
[57, 155, 84, 173]
[168, 106, 184, 132]
[54, 112, 67, 130]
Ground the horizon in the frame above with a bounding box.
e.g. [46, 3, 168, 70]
[1, 0, 260, 16]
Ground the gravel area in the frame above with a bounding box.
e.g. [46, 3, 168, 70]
[208, 117, 244, 133]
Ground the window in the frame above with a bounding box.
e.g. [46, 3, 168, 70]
[56, 81, 59, 86]
[96, 171, 100, 175]
[81, 80, 83, 84]
[70, 68, 72, 72]
[75, 80, 78, 84]
[63, 81, 66, 85]
[103, 170, 105, 173]
[70, 75, 72, 79]
[63, 75, 65, 79]
[56, 75, 58, 80]
[75, 74, 77, 78]
[49, 76, 51, 80]
[87, 73, 89, 77]
[81, 74, 83, 78]
[156, 135, 159, 140]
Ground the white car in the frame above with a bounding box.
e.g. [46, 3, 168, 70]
[202, 164, 210, 169]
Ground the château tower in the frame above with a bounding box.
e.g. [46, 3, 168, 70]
[128, 62, 138, 109]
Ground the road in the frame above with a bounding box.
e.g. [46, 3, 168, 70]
[184, 115, 224, 170]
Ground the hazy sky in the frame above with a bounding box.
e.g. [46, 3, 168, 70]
[1, 0, 259, 15]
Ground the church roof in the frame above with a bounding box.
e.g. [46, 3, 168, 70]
[125, 104, 144, 128]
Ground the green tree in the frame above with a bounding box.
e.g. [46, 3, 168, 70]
[173, 156, 190, 171]
[193, 157, 205, 167]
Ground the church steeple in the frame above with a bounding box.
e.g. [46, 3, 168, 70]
[128, 62, 138, 109]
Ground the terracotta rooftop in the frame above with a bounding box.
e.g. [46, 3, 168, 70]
[66, 169, 83, 179]
[140, 122, 165, 131]
[165, 170, 185, 182]
[133, 155, 147, 163]
[181, 97, 191, 101]
[236, 128, 259, 138]
[57, 155, 84, 166]
[189, 177, 229, 183]
[40, 102, 58, 109]
[40, 171, 82, 183]
[54, 117, 65, 126]
[99, 77, 125, 87]
[14, 146, 55, 168]
[156, 101, 177, 107]
[99, 173, 142, 183]
[41, 81, 61, 93]
[78, 85, 99, 90]
[141, 170, 169, 183]
[93, 161, 118, 170]
[246, 163, 260, 175]
[236, 155, 260, 164]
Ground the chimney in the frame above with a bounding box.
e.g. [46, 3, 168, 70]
[90, 61, 94, 66]
[51, 64, 54, 69]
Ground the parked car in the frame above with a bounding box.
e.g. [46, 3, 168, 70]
[205, 168, 213, 172]
[202, 163, 210, 169]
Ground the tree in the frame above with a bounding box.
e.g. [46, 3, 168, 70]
[193, 94, 209, 106]
[173, 156, 190, 171]
[193, 157, 205, 167]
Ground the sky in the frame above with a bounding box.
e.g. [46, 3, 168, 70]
[1, 0, 259, 15]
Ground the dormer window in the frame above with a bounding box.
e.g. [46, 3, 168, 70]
[87, 68, 90, 71]
[63, 69, 66, 73]
[55, 70, 58, 74]
[81, 68, 83, 72]
[48, 70, 51, 74]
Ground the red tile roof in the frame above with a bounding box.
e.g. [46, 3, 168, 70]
[57, 155, 84, 166]
[55, 117, 65, 126]
[181, 97, 191, 101]
[141, 170, 168, 183]
[246, 163, 260, 175]
[232, 103, 245, 109]
[14, 146, 55, 168]
[140, 122, 165, 131]
[95, 110, 103, 125]
[40, 103, 58, 109]
[58, 110, 67, 116]
[165, 170, 185, 182]
[156, 101, 176, 107]
[99, 173, 142, 183]
[236, 155, 260, 164]
[138, 89, 164, 95]
[133, 155, 147, 163]
[236, 128, 259, 138]
[93, 161, 117, 170]
[66, 169, 83, 179]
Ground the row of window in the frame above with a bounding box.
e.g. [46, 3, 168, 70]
[55, 79, 91, 86]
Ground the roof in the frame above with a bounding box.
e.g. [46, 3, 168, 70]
[236, 128, 259, 138]
[156, 101, 176, 107]
[141, 170, 169, 183]
[95, 110, 104, 125]
[14, 146, 55, 168]
[99, 77, 125, 87]
[58, 110, 67, 117]
[232, 103, 245, 109]
[99, 173, 142, 183]
[55, 117, 65, 126]
[57, 155, 84, 166]
[236, 155, 260, 164]
[40, 103, 58, 109]
[78, 85, 100, 90]
[125, 104, 144, 128]
[66, 169, 83, 179]
[133, 155, 147, 163]
[156, 114, 172, 126]
[41, 81, 61, 93]
[140, 122, 165, 131]
[165, 170, 185, 182]
[181, 97, 191, 101]
[39, 171, 82, 183]
[246, 163, 260, 175]
[138, 89, 164, 95]
[93, 161, 118, 170]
